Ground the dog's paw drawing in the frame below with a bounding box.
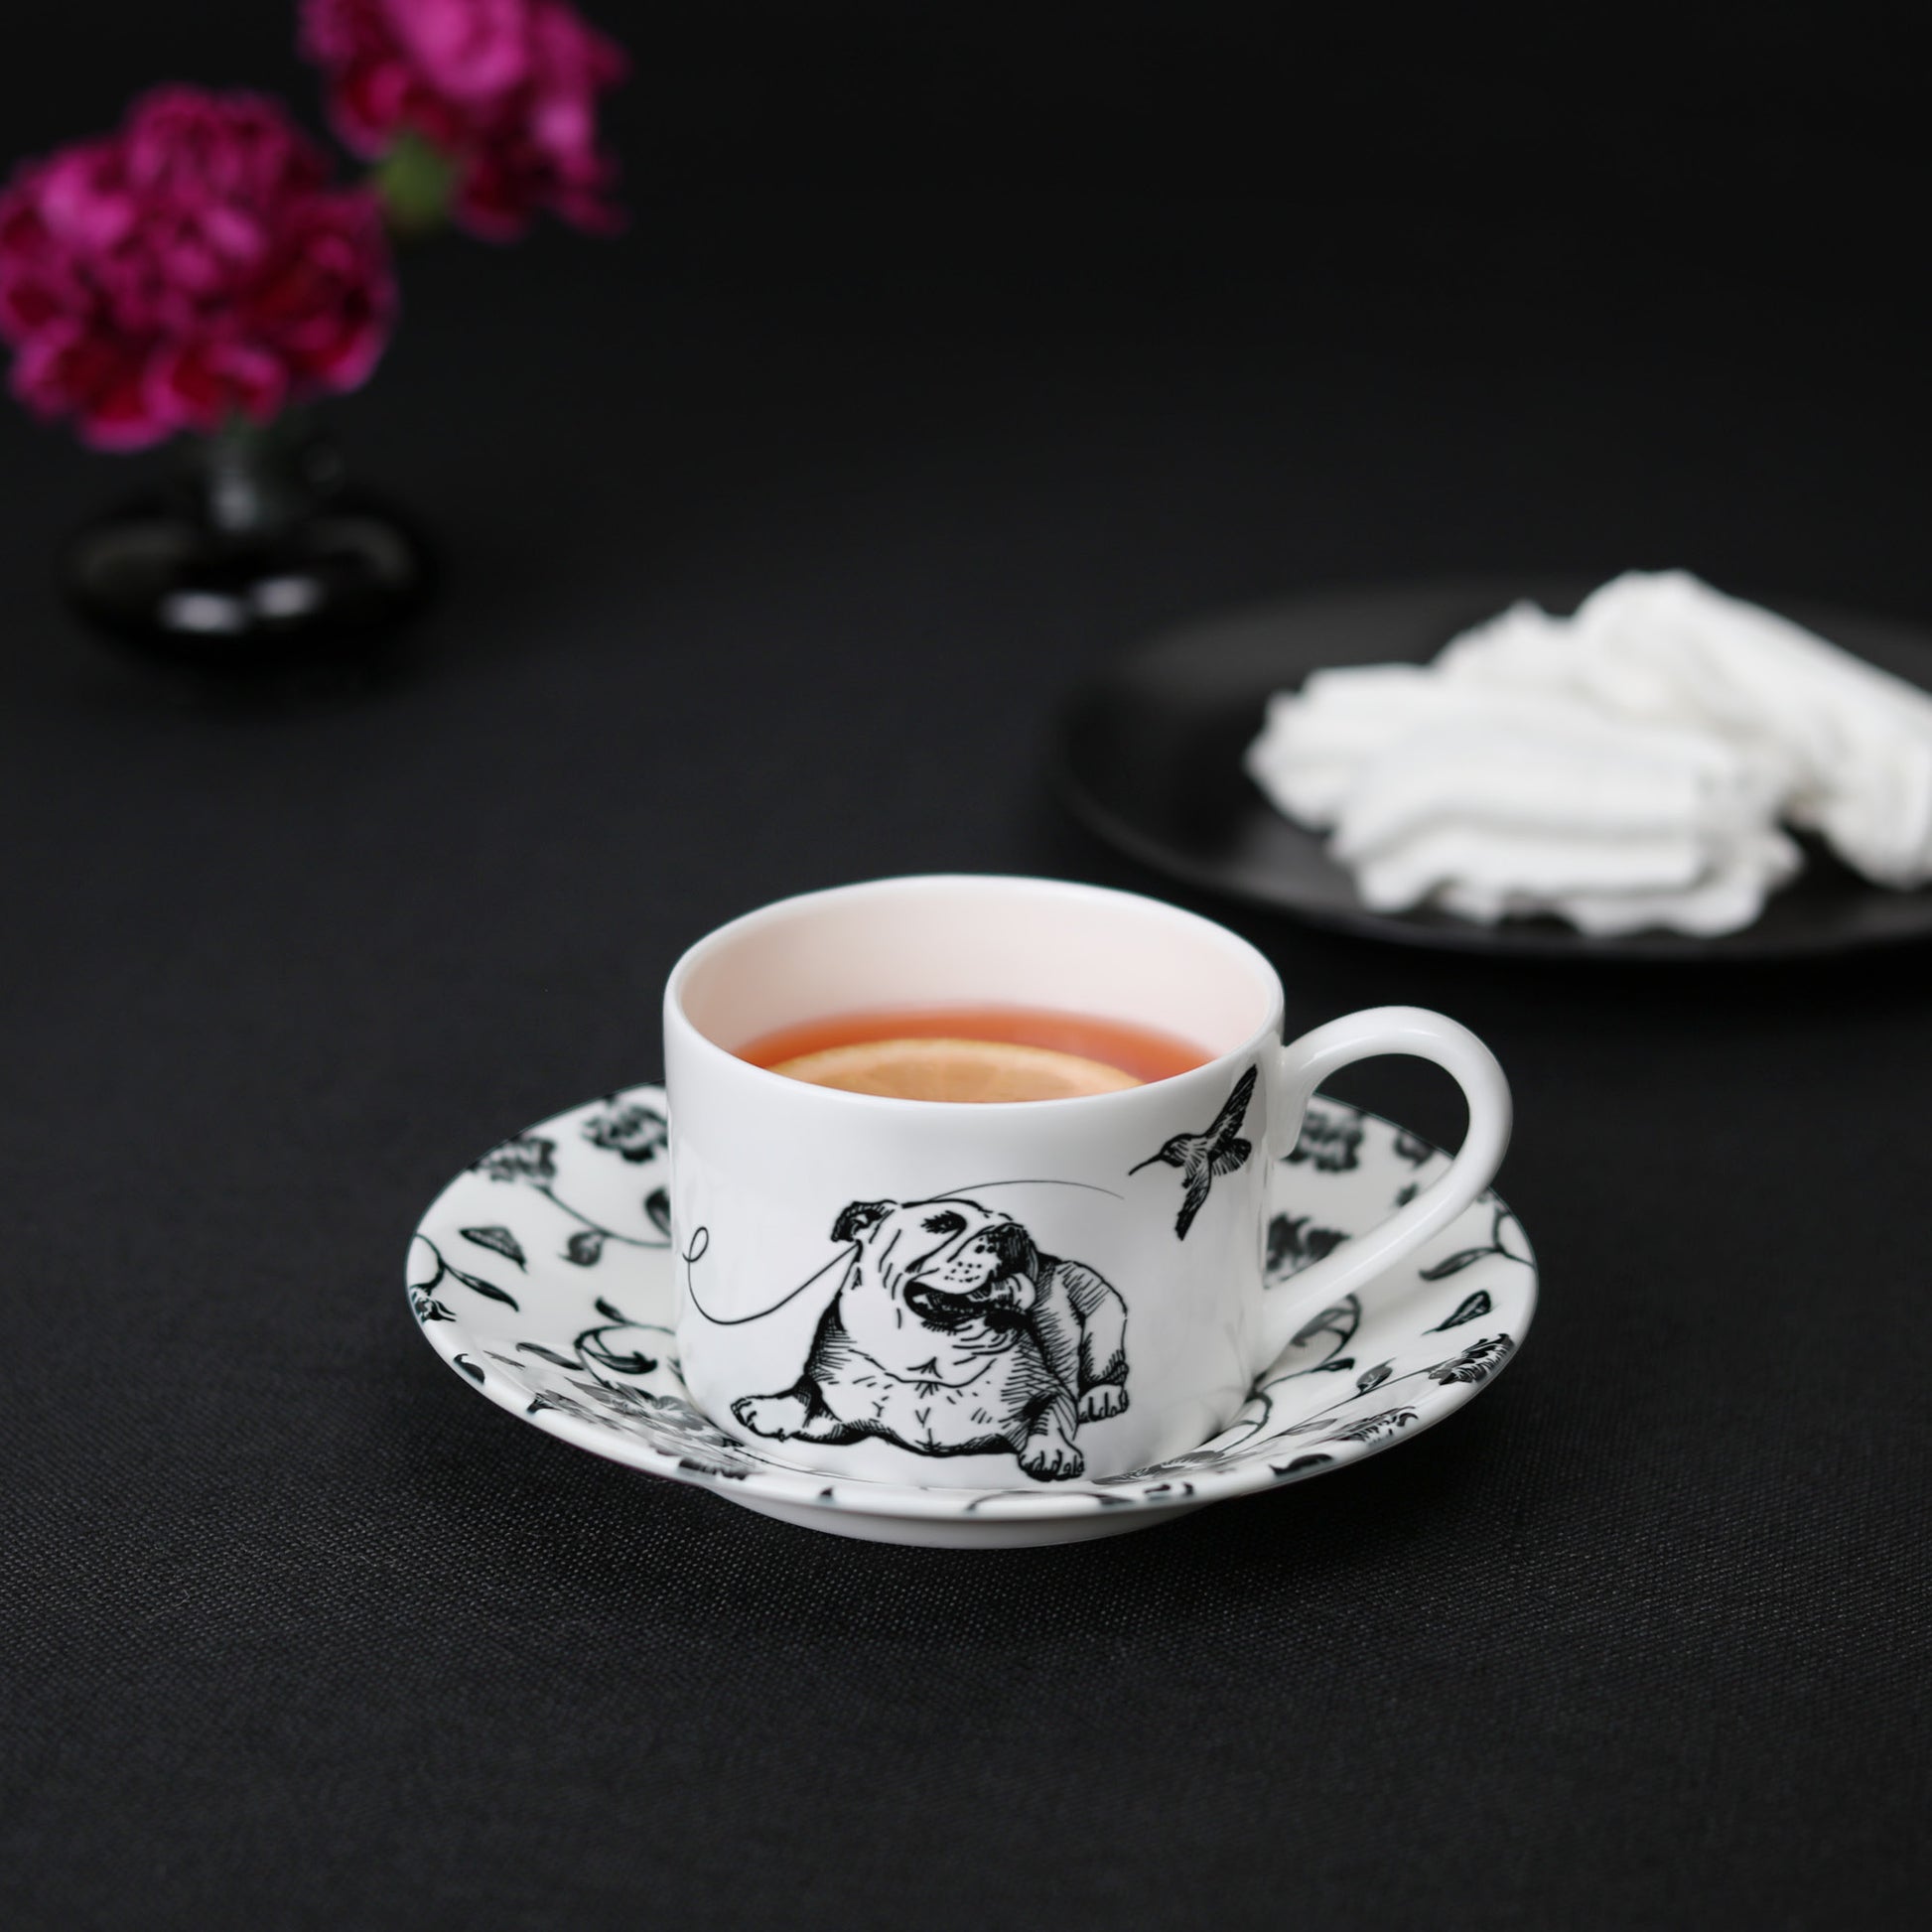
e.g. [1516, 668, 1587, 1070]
[1020, 1433, 1086, 1481]
[732, 1394, 803, 1440]
[1078, 1384, 1129, 1423]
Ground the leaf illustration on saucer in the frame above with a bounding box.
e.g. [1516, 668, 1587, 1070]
[580, 1332, 657, 1377]
[578, 1304, 658, 1376]
[1355, 1361, 1392, 1395]
[677, 1456, 750, 1480]
[518, 1341, 580, 1368]
[1327, 1407, 1418, 1444]
[445, 1265, 518, 1311]
[1288, 1101, 1364, 1172]
[565, 1230, 605, 1267]
[1420, 1205, 1530, 1284]
[529, 1378, 765, 1471]
[475, 1135, 556, 1184]
[1420, 1246, 1494, 1281]
[454, 1354, 484, 1384]
[1428, 1334, 1515, 1385]
[1261, 1295, 1362, 1384]
[1426, 1289, 1493, 1331]
[461, 1225, 527, 1270]
[1272, 1453, 1333, 1475]
[1293, 1300, 1357, 1349]
[1494, 1210, 1534, 1267]
[1266, 1212, 1347, 1280]
[526, 1390, 596, 1420]
[644, 1187, 671, 1237]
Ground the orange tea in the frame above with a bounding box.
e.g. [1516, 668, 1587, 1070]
[736, 1005, 1212, 1102]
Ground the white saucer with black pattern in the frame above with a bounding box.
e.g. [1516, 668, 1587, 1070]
[406, 1085, 1537, 1548]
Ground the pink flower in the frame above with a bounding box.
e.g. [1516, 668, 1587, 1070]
[0, 87, 394, 451]
[301, 0, 627, 240]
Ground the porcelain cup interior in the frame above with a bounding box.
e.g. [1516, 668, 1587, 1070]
[668, 874, 1283, 1065]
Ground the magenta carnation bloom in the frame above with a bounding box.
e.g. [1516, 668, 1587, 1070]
[301, 0, 627, 240]
[0, 87, 394, 451]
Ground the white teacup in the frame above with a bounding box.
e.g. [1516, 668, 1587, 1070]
[664, 875, 1510, 1487]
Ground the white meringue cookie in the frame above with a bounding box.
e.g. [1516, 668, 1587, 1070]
[1244, 570, 1932, 936]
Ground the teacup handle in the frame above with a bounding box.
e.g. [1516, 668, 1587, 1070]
[1260, 1006, 1512, 1361]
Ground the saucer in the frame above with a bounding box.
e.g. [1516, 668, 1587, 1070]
[406, 1085, 1538, 1548]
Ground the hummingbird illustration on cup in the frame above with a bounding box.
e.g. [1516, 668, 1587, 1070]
[1129, 1064, 1258, 1238]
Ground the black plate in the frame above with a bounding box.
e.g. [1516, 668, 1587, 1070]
[1057, 577, 1932, 961]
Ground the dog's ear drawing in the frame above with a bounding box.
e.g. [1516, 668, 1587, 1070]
[832, 1199, 896, 1243]
[988, 1220, 1040, 1281]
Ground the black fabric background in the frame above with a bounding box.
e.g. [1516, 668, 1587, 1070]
[4, 6, 1930, 1927]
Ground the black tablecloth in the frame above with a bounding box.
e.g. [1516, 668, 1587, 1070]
[7, 11, 1932, 1926]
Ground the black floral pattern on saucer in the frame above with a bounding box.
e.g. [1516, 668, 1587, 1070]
[582, 1099, 668, 1164]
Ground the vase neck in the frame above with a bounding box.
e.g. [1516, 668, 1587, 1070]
[180, 419, 339, 541]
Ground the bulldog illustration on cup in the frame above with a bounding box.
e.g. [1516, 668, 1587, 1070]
[727, 1196, 1130, 1480]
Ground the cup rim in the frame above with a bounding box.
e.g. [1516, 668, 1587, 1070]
[663, 872, 1286, 1114]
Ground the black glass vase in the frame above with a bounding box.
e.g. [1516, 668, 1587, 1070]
[60, 418, 434, 684]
